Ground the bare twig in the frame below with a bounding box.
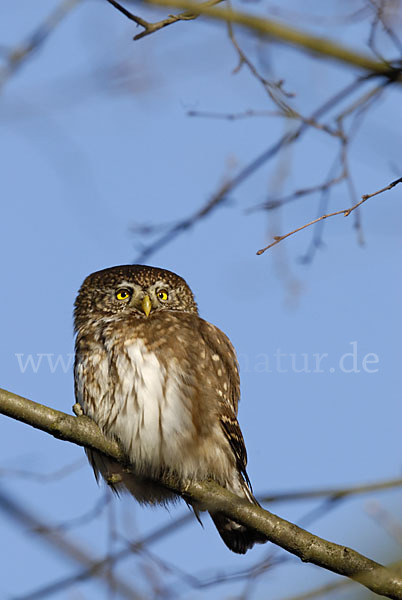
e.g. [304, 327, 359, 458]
[136, 0, 402, 78]
[134, 75, 372, 261]
[2, 387, 402, 598]
[0, 485, 140, 600]
[265, 4, 371, 28]
[366, 501, 402, 546]
[280, 559, 402, 600]
[106, 0, 224, 41]
[368, 0, 402, 57]
[0, 459, 85, 482]
[226, 8, 356, 141]
[297, 80, 387, 263]
[248, 172, 346, 213]
[160, 493, 346, 593]
[188, 108, 340, 136]
[188, 109, 282, 120]
[25, 512, 193, 599]
[361, 175, 402, 200]
[256, 176, 402, 255]
[261, 476, 402, 504]
[55, 493, 111, 532]
[278, 578, 352, 600]
[106, 0, 402, 79]
[226, 9, 294, 114]
[0, 0, 82, 91]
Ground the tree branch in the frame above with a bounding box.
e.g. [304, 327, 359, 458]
[106, 0, 224, 40]
[0, 486, 139, 600]
[2, 386, 402, 599]
[261, 476, 402, 503]
[0, 0, 82, 91]
[134, 74, 374, 262]
[109, 0, 402, 79]
[256, 176, 402, 255]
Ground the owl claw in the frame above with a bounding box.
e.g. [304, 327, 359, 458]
[72, 403, 84, 417]
[107, 473, 123, 484]
[181, 480, 191, 493]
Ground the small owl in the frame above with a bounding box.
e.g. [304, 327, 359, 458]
[74, 265, 265, 553]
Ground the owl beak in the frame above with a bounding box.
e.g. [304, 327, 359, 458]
[141, 295, 152, 317]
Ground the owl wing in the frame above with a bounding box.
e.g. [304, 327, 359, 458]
[219, 404, 253, 492]
[199, 319, 252, 491]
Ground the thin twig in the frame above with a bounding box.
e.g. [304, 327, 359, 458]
[366, 501, 402, 546]
[0, 0, 82, 91]
[25, 512, 193, 599]
[333, 82, 387, 246]
[362, 175, 402, 200]
[137, 0, 402, 78]
[256, 176, 402, 255]
[106, 0, 402, 79]
[278, 579, 352, 600]
[55, 493, 111, 532]
[106, 0, 224, 41]
[188, 108, 340, 136]
[0, 485, 140, 600]
[261, 476, 402, 503]
[368, 0, 402, 57]
[134, 74, 372, 261]
[295, 156, 346, 264]
[248, 172, 346, 213]
[0, 459, 85, 482]
[188, 109, 282, 120]
[280, 559, 402, 600]
[226, 9, 294, 114]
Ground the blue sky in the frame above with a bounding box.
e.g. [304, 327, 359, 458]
[1, 1, 402, 598]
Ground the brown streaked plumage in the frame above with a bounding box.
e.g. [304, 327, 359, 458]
[74, 264, 266, 553]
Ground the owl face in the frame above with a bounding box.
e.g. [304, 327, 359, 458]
[74, 264, 198, 332]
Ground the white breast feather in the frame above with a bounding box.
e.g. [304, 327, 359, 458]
[78, 339, 194, 478]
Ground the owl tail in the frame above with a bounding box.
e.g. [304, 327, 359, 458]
[210, 513, 267, 554]
[209, 483, 267, 554]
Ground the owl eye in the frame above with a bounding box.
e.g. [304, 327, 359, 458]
[115, 288, 132, 301]
[157, 290, 169, 302]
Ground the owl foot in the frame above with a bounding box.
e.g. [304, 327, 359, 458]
[107, 473, 123, 485]
[72, 403, 84, 417]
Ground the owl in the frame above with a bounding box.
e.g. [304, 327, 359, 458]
[74, 265, 265, 554]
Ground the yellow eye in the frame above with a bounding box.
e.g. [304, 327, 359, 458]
[116, 289, 131, 301]
[157, 290, 169, 302]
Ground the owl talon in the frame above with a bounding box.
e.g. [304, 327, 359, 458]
[72, 403, 84, 417]
[181, 480, 191, 493]
[107, 473, 123, 485]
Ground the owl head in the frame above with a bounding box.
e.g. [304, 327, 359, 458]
[74, 265, 198, 332]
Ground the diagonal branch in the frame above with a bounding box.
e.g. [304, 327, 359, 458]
[0, 486, 140, 600]
[256, 176, 402, 255]
[110, 0, 402, 79]
[261, 476, 402, 503]
[2, 387, 402, 598]
[0, 0, 83, 91]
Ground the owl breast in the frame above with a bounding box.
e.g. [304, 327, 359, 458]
[75, 314, 239, 504]
[75, 337, 198, 480]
